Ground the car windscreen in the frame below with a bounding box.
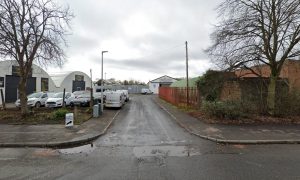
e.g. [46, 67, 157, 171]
[78, 94, 90, 98]
[47, 93, 55, 98]
[27, 92, 43, 98]
[53, 92, 64, 98]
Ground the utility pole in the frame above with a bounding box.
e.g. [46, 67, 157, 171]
[185, 41, 189, 107]
[90, 69, 93, 107]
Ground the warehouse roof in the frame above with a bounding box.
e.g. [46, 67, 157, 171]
[150, 75, 178, 83]
[170, 77, 199, 88]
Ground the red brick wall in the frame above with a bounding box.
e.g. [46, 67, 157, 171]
[234, 60, 300, 90]
[286, 60, 300, 90]
[220, 81, 241, 101]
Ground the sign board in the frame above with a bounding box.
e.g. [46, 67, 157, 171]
[65, 113, 74, 127]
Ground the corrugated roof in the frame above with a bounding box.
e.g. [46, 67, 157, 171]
[150, 75, 178, 83]
[49, 71, 74, 88]
[170, 77, 199, 88]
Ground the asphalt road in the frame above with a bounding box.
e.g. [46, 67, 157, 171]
[0, 95, 300, 180]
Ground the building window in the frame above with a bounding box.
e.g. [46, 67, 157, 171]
[12, 66, 32, 77]
[41, 78, 49, 91]
[0, 77, 4, 87]
[75, 75, 84, 81]
[153, 84, 156, 88]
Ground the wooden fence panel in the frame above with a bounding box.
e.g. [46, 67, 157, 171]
[159, 87, 200, 108]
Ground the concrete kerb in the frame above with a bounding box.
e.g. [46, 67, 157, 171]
[0, 110, 121, 148]
[155, 99, 300, 145]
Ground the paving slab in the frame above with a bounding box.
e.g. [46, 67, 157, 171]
[154, 97, 300, 144]
[0, 109, 120, 148]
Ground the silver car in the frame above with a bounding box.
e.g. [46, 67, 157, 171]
[73, 92, 102, 107]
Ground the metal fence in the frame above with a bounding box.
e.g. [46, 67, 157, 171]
[159, 87, 200, 108]
[95, 85, 148, 94]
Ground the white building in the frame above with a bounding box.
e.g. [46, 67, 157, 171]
[148, 75, 178, 94]
[50, 71, 92, 93]
[0, 60, 56, 103]
[0, 61, 93, 103]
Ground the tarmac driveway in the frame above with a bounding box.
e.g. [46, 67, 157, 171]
[0, 95, 300, 180]
[95, 95, 210, 147]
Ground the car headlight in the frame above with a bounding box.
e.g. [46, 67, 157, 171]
[28, 100, 34, 104]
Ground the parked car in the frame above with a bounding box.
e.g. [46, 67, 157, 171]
[104, 91, 125, 108]
[72, 92, 102, 107]
[116, 90, 129, 102]
[73, 90, 90, 98]
[15, 92, 55, 108]
[45, 92, 74, 108]
[141, 88, 153, 95]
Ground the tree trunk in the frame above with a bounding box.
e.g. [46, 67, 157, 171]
[19, 77, 28, 117]
[267, 75, 277, 115]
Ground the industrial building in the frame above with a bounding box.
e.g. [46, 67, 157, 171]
[148, 75, 178, 94]
[0, 61, 92, 103]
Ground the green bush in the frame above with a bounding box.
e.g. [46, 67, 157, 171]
[51, 108, 69, 120]
[202, 100, 244, 119]
[197, 70, 228, 102]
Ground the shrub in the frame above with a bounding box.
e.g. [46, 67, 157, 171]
[202, 100, 244, 120]
[197, 70, 234, 102]
[51, 108, 69, 120]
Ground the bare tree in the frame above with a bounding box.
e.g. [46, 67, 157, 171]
[0, 0, 73, 116]
[207, 0, 300, 115]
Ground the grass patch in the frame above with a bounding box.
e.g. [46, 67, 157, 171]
[0, 107, 92, 125]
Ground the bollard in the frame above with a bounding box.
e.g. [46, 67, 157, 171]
[93, 104, 99, 118]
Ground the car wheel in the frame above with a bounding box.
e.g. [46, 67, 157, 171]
[35, 102, 41, 108]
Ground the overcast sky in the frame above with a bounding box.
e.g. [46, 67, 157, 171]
[49, 0, 223, 82]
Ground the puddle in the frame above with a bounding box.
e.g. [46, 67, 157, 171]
[33, 149, 59, 157]
[133, 146, 201, 158]
[59, 144, 96, 155]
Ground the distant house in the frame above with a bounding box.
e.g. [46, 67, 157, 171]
[148, 75, 178, 94]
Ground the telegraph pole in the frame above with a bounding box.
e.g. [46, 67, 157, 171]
[90, 69, 93, 107]
[185, 41, 189, 107]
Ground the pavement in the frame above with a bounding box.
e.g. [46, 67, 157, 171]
[0, 109, 120, 148]
[154, 96, 300, 144]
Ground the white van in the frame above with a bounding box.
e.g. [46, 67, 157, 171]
[116, 90, 129, 102]
[104, 91, 125, 108]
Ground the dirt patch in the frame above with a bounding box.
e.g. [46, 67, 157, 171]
[188, 111, 300, 125]
[0, 107, 92, 125]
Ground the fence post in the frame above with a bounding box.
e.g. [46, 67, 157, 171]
[62, 88, 66, 108]
[0, 89, 5, 110]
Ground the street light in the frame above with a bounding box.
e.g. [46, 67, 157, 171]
[101, 51, 108, 112]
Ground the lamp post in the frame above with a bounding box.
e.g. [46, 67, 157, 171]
[101, 51, 108, 112]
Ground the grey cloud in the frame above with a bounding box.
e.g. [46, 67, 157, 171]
[59, 0, 224, 80]
[67, 35, 99, 54]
